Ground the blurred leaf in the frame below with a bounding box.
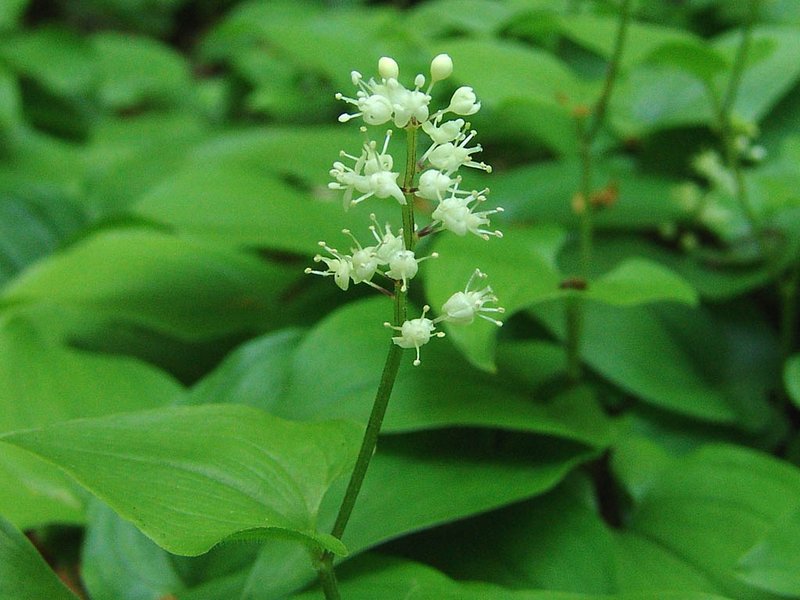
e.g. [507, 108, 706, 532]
[0, 317, 183, 432]
[0, 443, 86, 529]
[586, 258, 698, 307]
[407, 0, 517, 38]
[0, 515, 79, 600]
[1, 229, 296, 339]
[2, 405, 362, 556]
[0, 27, 96, 97]
[785, 354, 800, 409]
[0, 193, 87, 287]
[556, 14, 697, 68]
[643, 41, 730, 83]
[530, 301, 777, 428]
[0, 65, 20, 129]
[81, 501, 186, 600]
[715, 26, 800, 122]
[0, 0, 29, 30]
[91, 32, 193, 110]
[444, 38, 584, 106]
[736, 505, 800, 595]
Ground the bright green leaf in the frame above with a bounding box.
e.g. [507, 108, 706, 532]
[0, 515, 78, 600]
[643, 41, 729, 84]
[1, 404, 362, 556]
[785, 354, 800, 409]
[1, 229, 296, 339]
[586, 258, 698, 307]
[736, 505, 800, 595]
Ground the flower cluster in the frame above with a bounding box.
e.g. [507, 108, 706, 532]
[308, 54, 504, 365]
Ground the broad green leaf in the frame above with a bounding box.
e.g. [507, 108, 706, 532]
[1, 229, 296, 339]
[0, 515, 78, 600]
[243, 429, 598, 598]
[91, 32, 192, 110]
[736, 505, 800, 595]
[586, 258, 698, 307]
[285, 297, 611, 447]
[425, 225, 565, 371]
[444, 38, 584, 106]
[83, 112, 209, 215]
[556, 14, 697, 68]
[490, 96, 578, 156]
[643, 41, 730, 83]
[0, 443, 86, 529]
[0, 27, 95, 97]
[619, 443, 800, 599]
[529, 301, 777, 428]
[0, 65, 20, 130]
[1, 404, 362, 556]
[785, 354, 800, 409]
[408, 0, 517, 37]
[0, 193, 87, 287]
[81, 502, 186, 600]
[0, 317, 183, 432]
[291, 553, 733, 600]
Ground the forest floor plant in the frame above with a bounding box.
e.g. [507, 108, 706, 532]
[304, 54, 504, 599]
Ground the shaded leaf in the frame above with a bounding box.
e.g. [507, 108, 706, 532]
[0, 515, 78, 600]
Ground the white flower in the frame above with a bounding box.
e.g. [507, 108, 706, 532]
[304, 241, 353, 291]
[385, 249, 438, 292]
[431, 187, 503, 240]
[329, 129, 405, 209]
[368, 215, 404, 264]
[378, 56, 399, 80]
[427, 129, 491, 174]
[446, 86, 481, 116]
[385, 305, 445, 366]
[437, 269, 504, 326]
[421, 118, 465, 145]
[341, 229, 379, 284]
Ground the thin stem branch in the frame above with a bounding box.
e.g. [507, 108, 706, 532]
[564, 0, 631, 381]
[717, 0, 761, 235]
[317, 126, 418, 599]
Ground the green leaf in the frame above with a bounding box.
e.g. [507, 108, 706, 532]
[0, 193, 88, 287]
[244, 430, 598, 598]
[291, 553, 733, 600]
[785, 354, 800, 409]
[736, 505, 800, 595]
[715, 26, 800, 122]
[425, 225, 565, 371]
[643, 41, 730, 83]
[0, 317, 183, 432]
[443, 38, 584, 106]
[0, 27, 96, 97]
[0, 443, 86, 529]
[586, 258, 698, 307]
[81, 501, 186, 600]
[1, 229, 297, 339]
[1, 404, 362, 556]
[529, 301, 777, 428]
[0, 0, 29, 31]
[619, 443, 800, 598]
[556, 14, 698, 68]
[0, 65, 21, 130]
[91, 32, 192, 110]
[0, 515, 78, 600]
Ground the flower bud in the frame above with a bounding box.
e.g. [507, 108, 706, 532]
[448, 86, 481, 115]
[430, 53, 453, 82]
[378, 56, 399, 80]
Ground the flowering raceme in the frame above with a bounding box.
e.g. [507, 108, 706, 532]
[307, 53, 504, 365]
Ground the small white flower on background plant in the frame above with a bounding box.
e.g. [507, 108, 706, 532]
[431, 188, 503, 239]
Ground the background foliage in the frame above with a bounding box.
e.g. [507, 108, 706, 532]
[1, 0, 800, 598]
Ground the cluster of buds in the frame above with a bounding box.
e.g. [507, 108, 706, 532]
[307, 54, 504, 365]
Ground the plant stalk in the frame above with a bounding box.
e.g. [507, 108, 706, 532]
[564, 0, 631, 381]
[317, 126, 418, 599]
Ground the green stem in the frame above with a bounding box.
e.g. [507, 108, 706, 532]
[564, 0, 631, 381]
[717, 0, 761, 235]
[318, 126, 418, 599]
